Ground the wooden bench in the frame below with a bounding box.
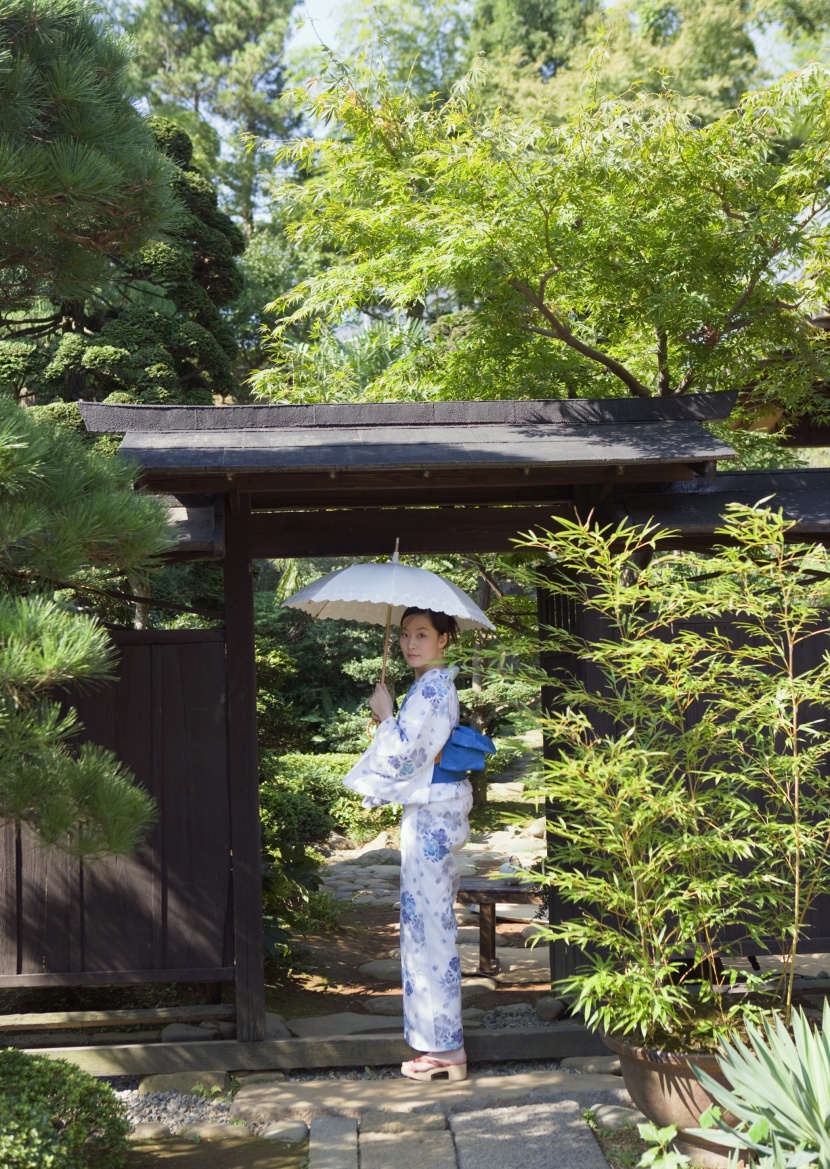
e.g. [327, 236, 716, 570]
[456, 877, 545, 976]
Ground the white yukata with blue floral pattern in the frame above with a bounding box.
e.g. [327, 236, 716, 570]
[342, 666, 472, 1053]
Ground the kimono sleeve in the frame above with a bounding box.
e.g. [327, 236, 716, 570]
[369, 679, 455, 781]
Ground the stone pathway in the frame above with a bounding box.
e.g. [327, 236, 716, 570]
[282, 1066, 646, 1169]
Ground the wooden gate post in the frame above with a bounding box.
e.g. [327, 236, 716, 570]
[224, 492, 266, 1041]
[536, 567, 582, 985]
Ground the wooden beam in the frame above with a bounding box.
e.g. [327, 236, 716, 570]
[137, 462, 699, 505]
[0, 1005, 235, 1033]
[0, 967, 235, 989]
[28, 1023, 607, 1076]
[248, 505, 575, 558]
[224, 493, 265, 1043]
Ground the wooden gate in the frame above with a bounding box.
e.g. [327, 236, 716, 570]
[0, 629, 234, 988]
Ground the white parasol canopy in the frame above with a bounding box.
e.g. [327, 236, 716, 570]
[281, 546, 495, 682]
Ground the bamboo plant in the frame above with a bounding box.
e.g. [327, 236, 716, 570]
[516, 503, 830, 1051]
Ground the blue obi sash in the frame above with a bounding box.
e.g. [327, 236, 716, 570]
[431, 725, 497, 783]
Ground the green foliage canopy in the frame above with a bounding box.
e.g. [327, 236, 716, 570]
[256, 61, 830, 425]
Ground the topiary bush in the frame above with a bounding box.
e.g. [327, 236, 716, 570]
[260, 751, 401, 842]
[0, 1048, 130, 1169]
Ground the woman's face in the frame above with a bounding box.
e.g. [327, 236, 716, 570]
[399, 614, 449, 677]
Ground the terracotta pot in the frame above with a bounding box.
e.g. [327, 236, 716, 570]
[602, 1033, 742, 1168]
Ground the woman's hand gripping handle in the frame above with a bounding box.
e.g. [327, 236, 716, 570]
[369, 683, 394, 725]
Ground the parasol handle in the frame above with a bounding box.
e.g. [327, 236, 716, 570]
[380, 602, 392, 686]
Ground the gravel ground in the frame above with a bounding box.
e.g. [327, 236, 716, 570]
[107, 1056, 575, 1131]
[113, 1087, 247, 1134]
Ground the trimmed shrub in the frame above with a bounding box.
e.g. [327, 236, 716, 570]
[260, 751, 401, 842]
[0, 1048, 130, 1169]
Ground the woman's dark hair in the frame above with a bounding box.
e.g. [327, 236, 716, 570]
[400, 607, 459, 644]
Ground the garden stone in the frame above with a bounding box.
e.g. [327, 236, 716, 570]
[461, 977, 498, 1001]
[527, 817, 547, 838]
[535, 996, 568, 1022]
[358, 958, 402, 980]
[590, 1103, 647, 1130]
[348, 848, 402, 866]
[260, 1120, 309, 1142]
[177, 1122, 251, 1140]
[462, 1007, 486, 1021]
[138, 1071, 230, 1095]
[561, 1055, 621, 1075]
[493, 1002, 534, 1016]
[160, 1023, 219, 1042]
[130, 1122, 171, 1140]
[328, 832, 358, 850]
[522, 923, 548, 942]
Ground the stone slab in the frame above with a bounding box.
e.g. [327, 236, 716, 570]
[177, 1122, 251, 1141]
[231, 1069, 631, 1126]
[130, 1122, 170, 1141]
[360, 1128, 458, 1169]
[451, 1101, 608, 1169]
[286, 1012, 405, 1039]
[309, 1115, 358, 1169]
[360, 1110, 448, 1134]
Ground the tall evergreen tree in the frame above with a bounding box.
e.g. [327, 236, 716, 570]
[0, 0, 179, 314]
[120, 0, 297, 228]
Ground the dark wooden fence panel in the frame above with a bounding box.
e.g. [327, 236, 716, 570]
[0, 629, 234, 985]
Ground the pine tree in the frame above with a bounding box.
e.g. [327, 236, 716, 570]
[0, 396, 171, 857]
[0, 119, 246, 407]
[0, 0, 179, 314]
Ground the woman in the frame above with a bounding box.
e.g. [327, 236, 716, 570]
[342, 607, 472, 1083]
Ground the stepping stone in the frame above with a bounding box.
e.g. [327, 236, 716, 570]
[309, 1116, 358, 1169]
[363, 995, 404, 1015]
[286, 1012, 405, 1038]
[359, 959, 403, 981]
[231, 1068, 631, 1126]
[360, 1128, 458, 1168]
[346, 849, 402, 866]
[451, 1101, 608, 1169]
[265, 1012, 293, 1039]
[260, 1120, 309, 1142]
[360, 1111, 447, 1133]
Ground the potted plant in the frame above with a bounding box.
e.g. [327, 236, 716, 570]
[511, 503, 830, 1165]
